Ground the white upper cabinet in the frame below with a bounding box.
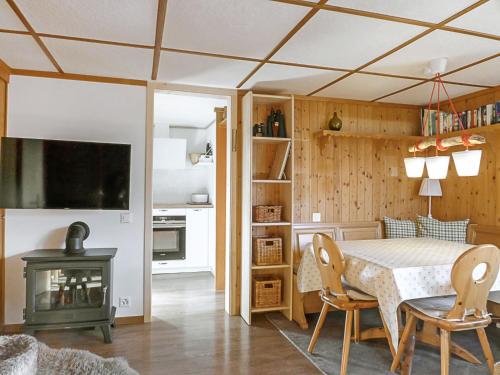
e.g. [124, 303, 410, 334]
[153, 138, 187, 170]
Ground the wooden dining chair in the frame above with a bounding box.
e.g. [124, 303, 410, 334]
[390, 244, 500, 375]
[307, 233, 394, 375]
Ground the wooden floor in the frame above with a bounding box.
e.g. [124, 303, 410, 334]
[35, 272, 319, 374]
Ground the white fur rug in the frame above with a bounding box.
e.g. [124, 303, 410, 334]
[0, 335, 138, 375]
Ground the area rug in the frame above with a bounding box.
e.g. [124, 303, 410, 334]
[0, 335, 138, 375]
[267, 309, 500, 375]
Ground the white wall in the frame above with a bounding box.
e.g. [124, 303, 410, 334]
[5, 76, 146, 323]
[153, 126, 214, 204]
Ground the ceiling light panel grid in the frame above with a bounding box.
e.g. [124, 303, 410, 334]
[273, 9, 425, 69]
[15, 0, 158, 45]
[0, 33, 55, 71]
[42, 38, 153, 79]
[0, 1, 27, 31]
[242, 63, 346, 95]
[315, 73, 420, 100]
[447, 1, 500, 36]
[158, 51, 259, 88]
[162, 0, 309, 59]
[378, 81, 480, 105]
[326, 0, 478, 23]
[367, 29, 500, 78]
[443, 57, 500, 87]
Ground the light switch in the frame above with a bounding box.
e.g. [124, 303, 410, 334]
[312, 212, 321, 222]
[120, 213, 132, 223]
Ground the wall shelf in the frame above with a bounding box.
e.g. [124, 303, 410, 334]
[252, 263, 291, 270]
[251, 222, 291, 227]
[251, 305, 290, 313]
[252, 179, 291, 184]
[253, 136, 292, 144]
[241, 92, 294, 325]
[316, 130, 423, 155]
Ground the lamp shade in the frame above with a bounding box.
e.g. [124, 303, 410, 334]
[425, 155, 450, 179]
[419, 178, 442, 197]
[404, 157, 425, 178]
[452, 149, 482, 177]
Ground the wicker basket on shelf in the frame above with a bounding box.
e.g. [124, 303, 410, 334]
[253, 205, 282, 223]
[253, 237, 282, 265]
[252, 275, 281, 308]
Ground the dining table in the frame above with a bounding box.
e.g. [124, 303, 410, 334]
[296, 237, 500, 357]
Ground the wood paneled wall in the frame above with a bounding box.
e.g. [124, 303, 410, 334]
[293, 97, 426, 223]
[0, 67, 8, 328]
[433, 86, 500, 226]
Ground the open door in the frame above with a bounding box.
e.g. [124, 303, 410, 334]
[215, 107, 227, 291]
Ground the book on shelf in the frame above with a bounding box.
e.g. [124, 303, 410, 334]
[420, 101, 500, 136]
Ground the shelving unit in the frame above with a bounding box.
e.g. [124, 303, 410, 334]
[241, 92, 294, 324]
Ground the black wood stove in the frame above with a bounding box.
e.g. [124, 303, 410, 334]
[22, 248, 117, 343]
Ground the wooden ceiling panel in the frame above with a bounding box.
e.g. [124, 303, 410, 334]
[0, 33, 55, 71]
[15, 0, 158, 45]
[273, 10, 425, 69]
[315, 73, 418, 100]
[0, 0, 26, 30]
[443, 57, 500, 87]
[326, 0, 477, 23]
[368, 30, 500, 78]
[447, 1, 500, 37]
[42, 38, 153, 80]
[242, 63, 345, 95]
[162, 0, 309, 59]
[157, 51, 258, 88]
[378, 81, 480, 105]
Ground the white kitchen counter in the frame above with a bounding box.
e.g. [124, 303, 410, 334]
[154, 203, 214, 209]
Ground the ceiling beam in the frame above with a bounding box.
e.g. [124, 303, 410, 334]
[307, 0, 491, 96]
[273, 0, 499, 41]
[0, 58, 10, 82]
[236, 0, 328, 88]
[371, 53, 499, 102]
[6, 0, 63, 73]
[151, 0, 168, 80]
[11, 69, 147, 87]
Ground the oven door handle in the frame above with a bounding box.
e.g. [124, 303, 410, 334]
[153, 224, 186, 229]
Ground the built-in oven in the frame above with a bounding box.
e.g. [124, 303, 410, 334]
[152, 215, 186, 261]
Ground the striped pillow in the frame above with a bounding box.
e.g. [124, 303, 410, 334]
[383, 217, 417, 239]
[416, 216, 469, 243]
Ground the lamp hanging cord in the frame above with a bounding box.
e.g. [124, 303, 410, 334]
[436, 74, 468, 150]
[421, 79, 437, 139]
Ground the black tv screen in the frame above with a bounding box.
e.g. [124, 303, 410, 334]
[0, 137, 131, 209]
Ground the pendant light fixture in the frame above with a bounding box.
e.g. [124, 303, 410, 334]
[404, 58, 483, 179]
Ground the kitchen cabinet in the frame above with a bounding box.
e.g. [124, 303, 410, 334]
[186, 208, 209, 267]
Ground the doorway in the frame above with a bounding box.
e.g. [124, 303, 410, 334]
[144, 84, 236, 321]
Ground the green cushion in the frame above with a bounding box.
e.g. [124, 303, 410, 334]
[416, 216, 469, 243]
[383, 217, 417, 239]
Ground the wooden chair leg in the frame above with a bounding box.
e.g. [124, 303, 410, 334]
[341, 310, 354, 375]
[477, 328, 495, 374]
[440, 329, 450, 375]
[390, 313, 416, 372]
[307, 302, 330, 353]
[353, 309, 360, 343]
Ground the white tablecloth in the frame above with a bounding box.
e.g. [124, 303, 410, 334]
[296, 238, 500, 349]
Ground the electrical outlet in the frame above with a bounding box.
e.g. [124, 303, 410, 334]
[312, 212, 321, 222]
[119, 296, 131, 308]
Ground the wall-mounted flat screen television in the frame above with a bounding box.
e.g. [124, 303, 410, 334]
[0, 137, 131, 209]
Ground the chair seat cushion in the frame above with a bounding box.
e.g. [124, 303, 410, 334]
[406, 295, 457, 319]
[489, 291, 500, 304]
[330, 283, 377, 301]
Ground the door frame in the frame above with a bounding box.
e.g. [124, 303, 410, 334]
[144, 82, 238, 321]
